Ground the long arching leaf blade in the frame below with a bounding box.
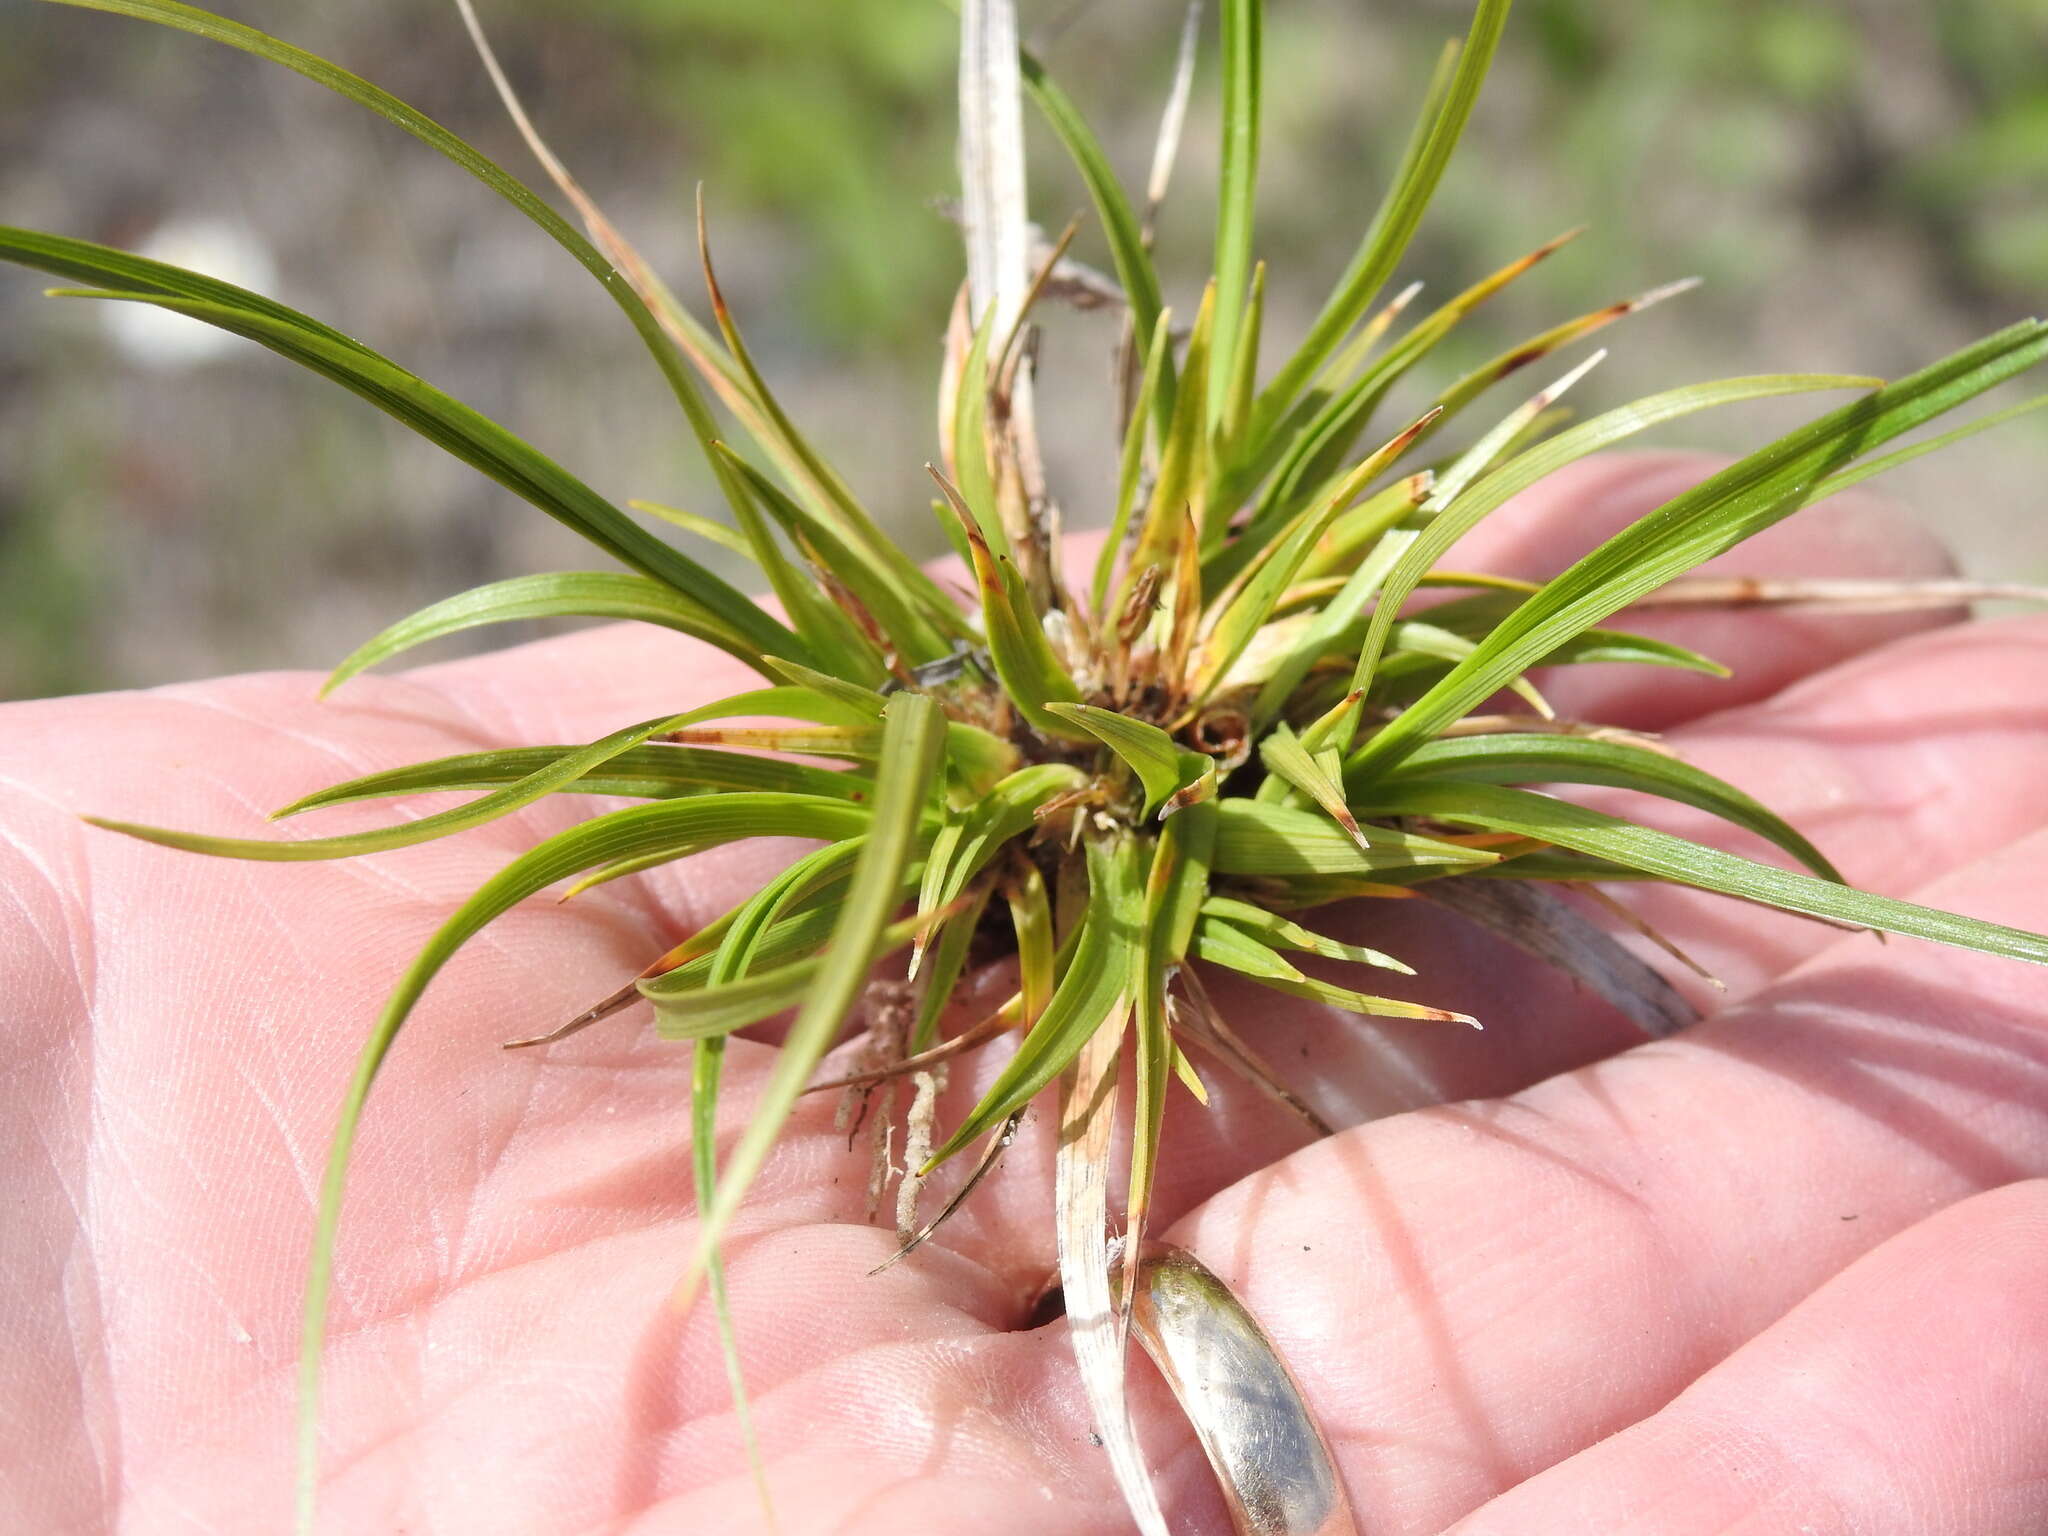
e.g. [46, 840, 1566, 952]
[272, 745, 871, 819]
[1379, 733, 1841, 881]
[323, 572, 777, 693]
[1354, 780, 2048, 966]
[31, 268, 796, 657]
[1349, 323, 2048, 780]
[296, 791, 877, 1528]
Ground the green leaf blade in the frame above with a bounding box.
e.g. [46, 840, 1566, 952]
[272, 745, 872, 818]
[1044, 704, 1184, 816]
[33, 268, 800, 663]
[1018, 47, 1175, 429]
[927, 833, 1142, 1165]
[323, 572, 775, 694]
[296, 787, 883, 1533]
[1349, 334, 2048, 782]
[1208, 0, 1262, 415]
[1380, 733, 1842, 882]
[1357, 780, 2048, 967]
[1211, 799, 1496, 879]
[1248, 0, 1510, 441]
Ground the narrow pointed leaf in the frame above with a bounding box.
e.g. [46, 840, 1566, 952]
[1347, 350, 1603, 701]
[1132, 283, 1216, 569]
[1193, 406, 1439, 698]
[720, 448, 947, 666]
[663, 682, 880, 729]
[1349, 325, 2048, 780]
[1375, 619, 1554, 717]
[1416, 280, 1695, 440]
[1247, 477, 1434, 726]
[1416, 593, 1729, 675]
[87, 703, 876, 861]
[1241, 226, 1582, 540]
[1216, 260, 1267, 455]
[912, 881, 993, 1051]
[1208, 0, 1262, 412]
[297, 788, 879, 1536]
[949, 309, 1007, 560]
[1200, 895, 1412, 972]
[1010, 859, 1057, 1024]
[916, 762, 1087, 923]
[1193, 917, 1474, 1023]
[1805, 390, 2048, 504]
[1094, 308, 1175, 611]
[1259, 724, 1373, 849]
[1128, 799, 1216, 1286]
[758, 657, 889, 722]
[649, 905, 853, 999]
[46, 278, 800, 662]
[1378, 733, 1840, 880]
[1249, 0, 1510, 437]
[653, 909, 946, 1040]
[273, 745, 871, 818]
[927, 834, 1142, 1165]
[627, 499, 752, 557]
[2, 219, 366, 351]
[699, 472, 891, 687]
[948, 508, 1089, 741]
[1355, 780, 2048, 967]
[1160, 755, 1220, 820]
[1321, 370, 1871, 722]
[1043, 704, 1184, 815]
[710, 841, 868, 987]
[696, 209, 966, 660]
[323, 572, 775, 694]
[1211, 799, 1496, 878]
[1018, 47, 1174, 428]
[687, 1038, 766, 1522]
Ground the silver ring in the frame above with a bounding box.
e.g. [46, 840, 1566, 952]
[1125, 1242, 1360, 1536]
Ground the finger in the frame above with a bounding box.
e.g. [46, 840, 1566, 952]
[1442, 449, 1959, 729]
[1173, 823, 2048, 1534]
[1446, 1180, 2048, 1535]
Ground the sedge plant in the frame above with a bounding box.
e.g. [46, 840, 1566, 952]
[9, 0, 2048, 1528]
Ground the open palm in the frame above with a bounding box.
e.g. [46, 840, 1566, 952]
[8, 453, 2048, 1535]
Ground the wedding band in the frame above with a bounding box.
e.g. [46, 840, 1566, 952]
[1125, 1242, 1359, 1536]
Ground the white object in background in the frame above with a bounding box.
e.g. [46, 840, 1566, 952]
[102, 215, 277, 369]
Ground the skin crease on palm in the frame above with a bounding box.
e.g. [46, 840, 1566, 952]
[8, 450, 2048, 1536]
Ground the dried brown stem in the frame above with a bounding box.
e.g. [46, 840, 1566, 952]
[1638, 576, 2048, 614]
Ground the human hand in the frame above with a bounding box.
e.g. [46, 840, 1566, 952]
[7, 452, 2048, 1533]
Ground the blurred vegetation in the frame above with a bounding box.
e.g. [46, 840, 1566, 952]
[2, 0, 2043, 699]
[553, 0, 959, 342]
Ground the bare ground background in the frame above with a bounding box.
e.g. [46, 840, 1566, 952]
[2, 0, 2043, 699]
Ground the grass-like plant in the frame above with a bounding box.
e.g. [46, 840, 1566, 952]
[9, 0, 2048, 1528]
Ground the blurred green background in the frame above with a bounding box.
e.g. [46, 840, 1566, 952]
[2, 0, 2044, 700]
